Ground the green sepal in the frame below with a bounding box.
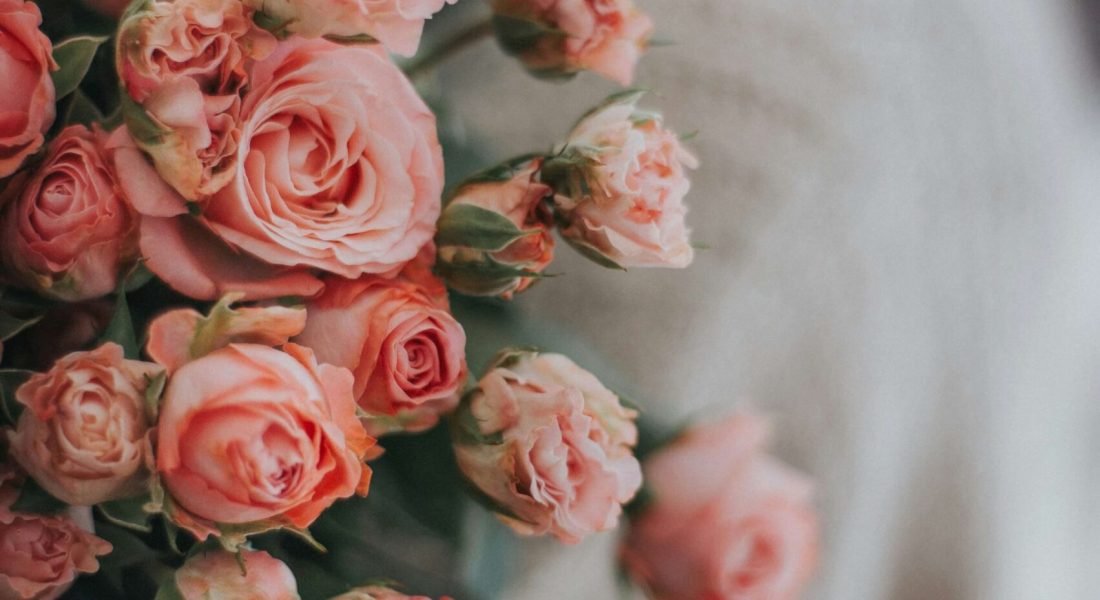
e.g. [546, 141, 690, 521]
[143, 371, 167, 422]
[51, 35, 110, 100]
[436, 204, 535, 252]
[119, 91, 168, 147]
[491, 14, 566, 58]
[323, 33, 379, 45]
[451, 153, 545, 189]
[563, 237, 627, 271]
[252, 11, 294, 39]
[435, 255, 551, 298]
[97, 493, 156, 533]
[11, 477, 68, 515]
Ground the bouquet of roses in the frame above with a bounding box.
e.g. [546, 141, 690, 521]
[0, 0, 820, 598]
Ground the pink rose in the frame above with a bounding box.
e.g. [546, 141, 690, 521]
[548, 92, 696, 269]
[117, 0, 276, 199]
[331, 587, 454, 600]
[169, 549, 300, 600]
[491, 0, 652, 85]
[0, 470, 112, 600]
[296, 266, 467, 436]
[135, 38, 443, 300]
[622, 414, 819, 600]
[244, 0, 456, 57]
[0, 125, 139, 301]
[7, 343, 162, 506]
[155, 342, 375, 539]
[452, 350, 641, 543]
[436, 158, 555, 298]
[0, 0, 55, 179]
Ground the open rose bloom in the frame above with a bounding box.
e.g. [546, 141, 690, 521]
[0, 0, 55, 179]
[623, 414, 820, 600]
[548, 92, 697, 269]
[452, 350, 642, 543]
[166, 549, 300, 600]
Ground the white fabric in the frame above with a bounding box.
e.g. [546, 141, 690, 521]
[443, 1, 1100, 598]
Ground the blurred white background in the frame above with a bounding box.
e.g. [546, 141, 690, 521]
[440, 1, 1100, 598]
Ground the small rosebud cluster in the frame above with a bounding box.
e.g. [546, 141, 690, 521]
[435, 91, 697, 298]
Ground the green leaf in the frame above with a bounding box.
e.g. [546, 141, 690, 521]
[491, 14, 566, 57]
[152, 576, 186, 600]
[120, 91, 168, 147]
[451, 153, 545, 189]
[51, 35, 110, 99]
[98, 494, 155, 533]
[99, 289, 139, 359]
[436, 204, 534, 251]
[62, 89, 105, 126]
[143, 371, 166, 422]
[0, 369, 31, 427]
[0, 311, 42, 341]
[11, 477, 68, 515]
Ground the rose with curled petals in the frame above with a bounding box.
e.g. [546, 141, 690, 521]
[0, 0, 55, 179]
[167, 549, 300, 600]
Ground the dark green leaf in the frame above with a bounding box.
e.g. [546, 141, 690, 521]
[51, 35, 110, 99]
[98, 495, 155, 533]
[436, 204, 533, 251]
[491, 14, 565, 57]
[99, 289, 139, 359]
[323, 33, 378, 45]
[11, 477, 68, 515]
[0, 311, 42, 341]
[62, 89, 104, 126]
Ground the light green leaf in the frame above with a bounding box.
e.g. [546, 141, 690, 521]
[98, 494, 155, 533]
[563, 237, 627, 271]
[51, 35, 110, 99]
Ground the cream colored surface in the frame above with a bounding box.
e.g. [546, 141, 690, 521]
[441, 1, 1100, 598]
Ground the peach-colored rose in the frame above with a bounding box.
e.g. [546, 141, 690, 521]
[437, 159, 555, 298]
[622, 414, 819, 600]
[156, 342, 375, 538]
[331, 587, 453, 600]
[134, 38, 443, 300]
[117, 0, 276, 200]
[0, 125, 139, 301]
[296, 270, 467, 436]
[0, 498, 112, 600]
[0, 0, 55, 179]
[550, 93, 696, 269]
[170, 549, 300, 600]
[491, 0, 652, 85]
[244, 0, 456, 57]
[7, 343, 162, 506]
[452, 350, 641, 544]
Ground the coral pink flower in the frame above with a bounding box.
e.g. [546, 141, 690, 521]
[0, 0, 55, 179]
[623, 413, 819, 600]
[171, 549, 300, 600]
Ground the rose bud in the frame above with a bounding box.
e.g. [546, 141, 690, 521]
[622, 413, 819, 600]
[135, 38, 443, 301]
[490, 0, 653, 85]
[155, 343, 375, 541]
[0, 0, 55, 179]
[6, 343, 162, 506]
[163, 549, 300, 600]
[117, 0, 276, 200]
[436, 157, 555, 299]
[296, 263, 467, 436]
[452, 349, 641, 544]
[243, 0, 456, 57]
[331, 587, 454, 600]
[0, 125, 139, 302]
[545, 91, 697, 269]
[0, 483, 112, 600]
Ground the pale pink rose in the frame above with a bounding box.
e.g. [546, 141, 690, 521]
[0, 501, 112, 600]
[491, 0, 652, 85]
[452, 350, 641, 543]
[171, 549, 300, 600]
[145, 295, 306, 374]
[622, 414, 819, 600]
[551, 93, 696, 269]
[117, 0, 276, 199]
[0, 0, 55, 179]
[156, 343, 375, 539]
[437, 159, 555, 298]
[6, 343, 162, 506]
[79, 0, 130, 18]
[244, 0, 456, 57]
[296, 269, 467, 436]
[331, 586, 453, 600]
[0, 125, 139, 301]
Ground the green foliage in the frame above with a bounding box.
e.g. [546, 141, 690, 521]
[0, 369, 31, 426]
[51, 35, 110, 100]
[436, 204, 535, 252]
[98, 289, 140, 359]
[98, 494, 156, 534]
[11, 478, 68, 515]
